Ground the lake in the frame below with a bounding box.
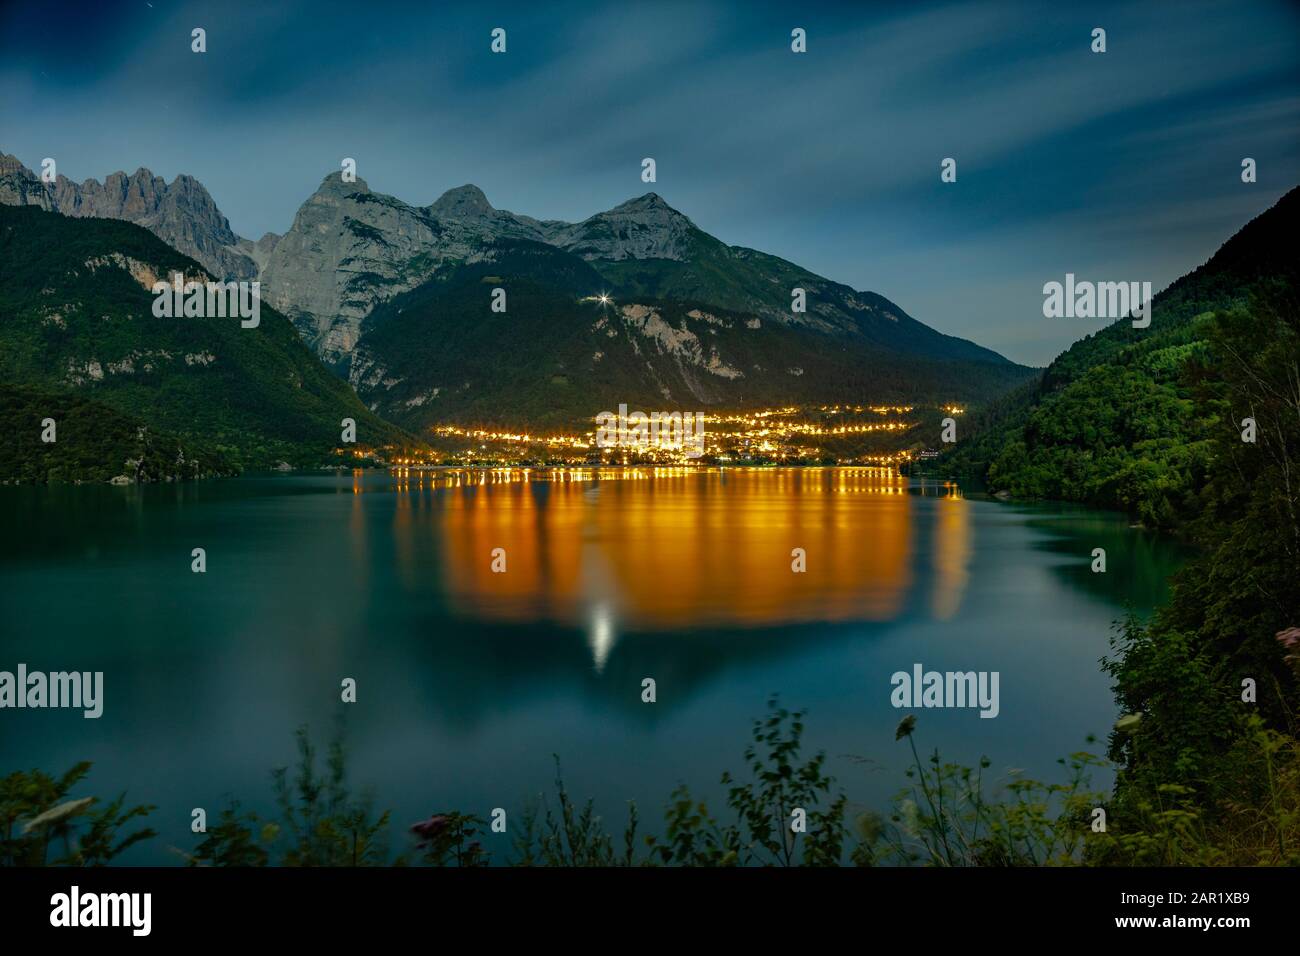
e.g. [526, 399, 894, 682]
[0, 467, 1186, 863]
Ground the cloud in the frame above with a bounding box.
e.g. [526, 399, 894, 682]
[1, 0, 1297, 365]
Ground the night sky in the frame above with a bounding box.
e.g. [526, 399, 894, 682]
[3, 0, 1297, 364]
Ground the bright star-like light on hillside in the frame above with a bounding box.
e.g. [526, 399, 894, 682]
[598, 293, 611, 306]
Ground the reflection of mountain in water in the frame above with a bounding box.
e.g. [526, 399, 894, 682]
[1014, 504, 1188, 612]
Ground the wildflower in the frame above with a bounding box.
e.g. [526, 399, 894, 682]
[895, 715, 917, 740]
[22, 797, 94, 834]
[411, 814, 450, 844]
[1114, 713, 1142, 735]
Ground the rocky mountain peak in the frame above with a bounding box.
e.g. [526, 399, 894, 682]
[0, 153, 31, 177]
[0, 149, 254, 279]
[315, 170, 371, 196]
[429, 184, 493, 218]
[548, 191, 697, 262]
[617, 192, 672, 211]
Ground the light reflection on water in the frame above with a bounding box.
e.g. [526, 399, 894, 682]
[0, 467, 1183, 864]
[380, 468, 966, 667]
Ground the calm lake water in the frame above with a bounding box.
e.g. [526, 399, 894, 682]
[0, 468, 1185, 863]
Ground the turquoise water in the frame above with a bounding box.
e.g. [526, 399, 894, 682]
[0, 468, 1184, 863]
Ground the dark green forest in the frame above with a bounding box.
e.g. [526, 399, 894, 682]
[0, 205, 413, 480]
[356, 236, 1034, 433]
[947, 186, 1299, 530]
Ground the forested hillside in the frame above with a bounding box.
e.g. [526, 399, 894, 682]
[945, 187, 1300, 530]
[942, 188, 1300, 863]
[0, 205, 413, 480]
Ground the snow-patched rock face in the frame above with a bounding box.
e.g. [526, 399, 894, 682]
[620, 303, 744, 382]
[547, 193, 697, 262]
[83, 253, 168, 292]
[62, 342, 217, 386]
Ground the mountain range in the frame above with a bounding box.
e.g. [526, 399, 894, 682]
[1, 152, 1034, 436]
[2, 148, 1293, 483]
